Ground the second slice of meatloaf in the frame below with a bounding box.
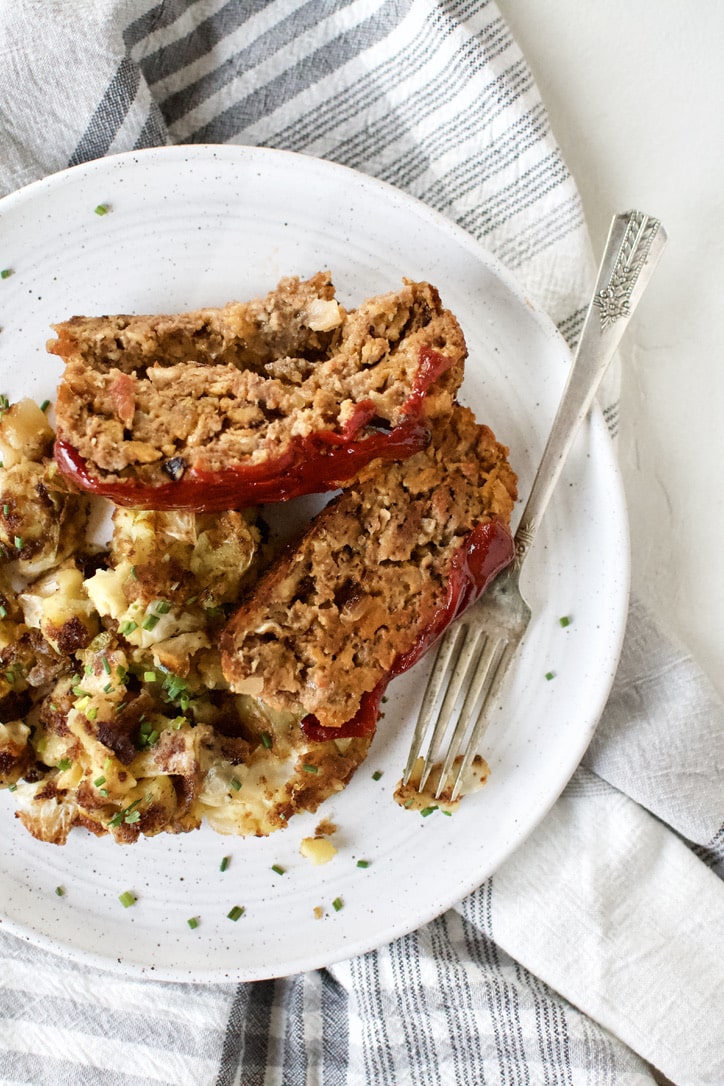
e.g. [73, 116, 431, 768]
[49, 274, 466, 510]
[219, 405, 518, 734]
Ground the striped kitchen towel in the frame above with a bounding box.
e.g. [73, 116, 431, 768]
[0, 3, 722, 1085]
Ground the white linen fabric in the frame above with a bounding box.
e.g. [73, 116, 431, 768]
[0, 3, 722, 1085]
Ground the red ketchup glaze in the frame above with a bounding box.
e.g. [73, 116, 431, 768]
[53, 345, 454, 512]
[301, 518, 515, 742]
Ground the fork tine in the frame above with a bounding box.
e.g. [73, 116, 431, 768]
[433, 631, 508, 799]
[402, 622, 465, 787]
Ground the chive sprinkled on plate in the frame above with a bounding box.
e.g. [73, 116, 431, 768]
[332, 897, 344, 912]
[271, 864, 285, 875]
[187, 916, 200, 929]
[545, 671, 555, 681]
[227, 905, 244, 921]
[372, 770, 383, 781]
[559, 615, 572, 628]
[356, 859, 370, 868]
[118, 891, 136, 908]
[55, 886, 65, 897]
[94, 204, 110, 216]
[1, 269, 12, 279]
[220, 855, 230, 872]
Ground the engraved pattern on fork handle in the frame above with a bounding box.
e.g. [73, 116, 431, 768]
[593, 212, 661, 330]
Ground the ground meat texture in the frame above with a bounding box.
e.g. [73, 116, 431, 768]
[219, 406, 517, 731]
[48, 272, 341, 375]
[49, 275, 466, 510]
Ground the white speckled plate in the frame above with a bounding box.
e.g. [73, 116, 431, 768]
[0, 146, 628, 982]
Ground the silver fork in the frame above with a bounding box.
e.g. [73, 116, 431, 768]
[403, 210, 667, 802]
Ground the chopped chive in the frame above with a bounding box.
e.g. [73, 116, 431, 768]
[86, 706, 98, 721]
[13, 536, 23, 550]
[40, 399, 50, 412]
[119, 620, 137, 635]
[187, 916, 200, 929]
[371, 770, 383, 781]
[302, 763, 319, 774]
[559, 615, 571, 628]
[420, 805, 438, 817]
[163, 673, 188, 701]
[1, 269, 12, 280]
[271, 864, 285, 876]
[545, 671, 555, 681]
[229, 777, 241, 792]
[103, 682, 113, 693]
[331, 897, 343, 912]
[356, 859, 370, 869]
[220, 855, 230, 872]
[72, 685, 90, 697]
[99, 788, 109, 797]
[442, 809, 453, 816]
[102, 656, 111, 674]
[142, 614, 159, 631]
[227, 905, 244, 921]
[118, 890, 136, 908]
[55, 886, 65, 897]
[138, 720, 159, 748]
[56, 758, 72, 772]
[130, 566, 137, 579]
[155, 599, 172, 614]
[5, 670, 15, 683]
[260, 731, 272, 749]
[143, 671, 157, 683]
[2, 504, 8, 516]
[0, 605, 7, 619]
[108, 798, 143, 828]
[94, 203, 110, 216]
[8, 784, 16, 792]
[404, 798, 415, 808]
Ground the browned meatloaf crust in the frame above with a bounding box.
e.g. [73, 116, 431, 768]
[220, 405, 517, 731]
[48, 274, 466, 506]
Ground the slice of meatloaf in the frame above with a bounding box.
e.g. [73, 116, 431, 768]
[49, 275, 466, 511]
[219, 405, 517, 734]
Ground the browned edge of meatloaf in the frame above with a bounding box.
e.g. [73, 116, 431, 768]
[47, 273, 342, 375]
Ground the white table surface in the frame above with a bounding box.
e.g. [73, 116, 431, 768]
[498, 1, 724, 698]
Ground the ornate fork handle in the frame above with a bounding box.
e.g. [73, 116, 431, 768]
[514, 210, 667, 568]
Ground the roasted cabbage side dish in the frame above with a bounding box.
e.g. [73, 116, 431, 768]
[0, 397, 370, 845]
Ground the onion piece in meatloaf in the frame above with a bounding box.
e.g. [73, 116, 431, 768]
[220, 405, 517, 737]
[48, 273, 466, 511]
